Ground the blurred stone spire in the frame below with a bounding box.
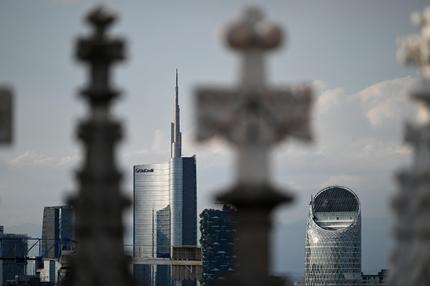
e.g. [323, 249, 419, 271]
[64, 6, 134, 286]
[389, 6, 430, 286]
[195, 7, 313, 286]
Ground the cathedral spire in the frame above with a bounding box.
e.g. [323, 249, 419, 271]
[171, 69, 182, 158]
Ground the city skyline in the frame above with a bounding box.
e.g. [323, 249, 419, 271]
[0, 0, 426, 276]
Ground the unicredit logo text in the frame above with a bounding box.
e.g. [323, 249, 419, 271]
[136, 168, 154, 173]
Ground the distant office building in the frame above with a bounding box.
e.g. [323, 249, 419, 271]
[42, 207, 58, 258]
[38, 259, 61, 284]
[304, 186, 362, 286]
[41, 206, 74, 258]
[3, 275, 53, 286]
[362, 269, 387, 286]
[0, 228, 28, 286]
[133, 71, 197, 286]
[199, 205, 236, 286]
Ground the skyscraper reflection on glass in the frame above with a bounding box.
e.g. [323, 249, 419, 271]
[304, 186, 361, 286]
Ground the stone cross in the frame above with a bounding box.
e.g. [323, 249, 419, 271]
[390, 6, 430, 286]
[64, 7, 133, 286]
[196, 8, 312, 188]
[0, 87, 13, 145]
[195, 7, 313, 286]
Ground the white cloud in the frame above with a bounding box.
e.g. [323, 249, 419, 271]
[270, 77, 418, 225]
[358, 77, 417, 127]
[311, 77, 415, 159]
[314, 83, 345, 114]
[320, 175, 363, 189]
[123, 129, 170, 163]
[8, 151, 79, 168]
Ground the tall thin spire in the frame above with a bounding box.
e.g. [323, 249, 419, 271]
[176, 68, 178, 91]
[171, 69, 182, 158]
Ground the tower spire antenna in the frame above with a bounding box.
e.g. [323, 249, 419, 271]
[175, 68, 179, 106]
[171, 68, 182, 158]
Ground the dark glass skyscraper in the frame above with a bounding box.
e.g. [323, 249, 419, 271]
[133, 71, 197, 286]
[42, 207, 58, 258]
[41, 206, 74, 258]
[0, 229, 28, 285]
[304, 186, 361, 286]
[199, 205, 236, 286]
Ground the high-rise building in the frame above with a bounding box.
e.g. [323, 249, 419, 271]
[199, 205, 236, 286]
[41, 206, 74, 259]
[362, 269, 387, 286]
[133, 71, 197, 286]
[0, 228, 28, 286]
[304, 186, 361, 286]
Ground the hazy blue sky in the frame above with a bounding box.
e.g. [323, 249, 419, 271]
[0, 0, 427, 276]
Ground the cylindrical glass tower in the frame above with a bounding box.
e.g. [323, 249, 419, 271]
[304, 186, 361, 286]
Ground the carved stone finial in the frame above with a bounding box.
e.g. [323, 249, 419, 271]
[225, 7, 283, 51]
[411, 7, 430, 38]
[398, 7, 430, 78]
[196, 7, 311, 187]
[76, 6, 125, 106]
[86, 6, 116, 33]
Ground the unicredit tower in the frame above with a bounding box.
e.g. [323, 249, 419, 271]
[133, 70, 197, 286]
[304, 186, 361, 286]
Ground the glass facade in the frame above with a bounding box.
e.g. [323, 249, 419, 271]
[200, 205, 236, 286]
[133, 158, 196, 286]
[304, 186, 361, 286]
[134, 163, 171, 259]
[0, 233, 28, 285]
[42, 207, 59, 258]
[134, 162, 171, 286]
[170, 158, 183, 248]
[41, 206, 74, 258]
[133, 73, 197, 286]
[181, 157, 197, 247]
[60, 207, 74, 252]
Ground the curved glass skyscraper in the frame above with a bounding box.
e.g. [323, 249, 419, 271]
[304, 186, 361, 286]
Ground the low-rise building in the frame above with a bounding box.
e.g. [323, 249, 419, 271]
[0, 227, 28, 286]
[362, 269, 388, 286]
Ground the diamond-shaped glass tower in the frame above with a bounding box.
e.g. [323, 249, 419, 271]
[304, 186, 361, 286]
